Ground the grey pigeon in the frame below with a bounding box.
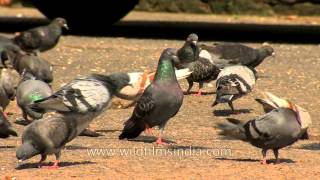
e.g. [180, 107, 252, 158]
[176, 33, 200, 66]
[199, 43, 274, 69]
[16, 114, 86, 168]
[11, 53, 53, 83]
[212, 65, 256, 112]
[119, 48, 184, 145]
[13, 18, 68, 54]
[0, 69, 16, 113]
[0, 109, 17, 138]
[174, 57, 220, 96]
[217, 92, 311, 164]
[16, 72, 53, 121]
[17, 72, 131, 168]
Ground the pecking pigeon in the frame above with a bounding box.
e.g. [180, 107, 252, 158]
[212, 65, 256, 112]
[0, 108, 17, 138]
[17, 72, 132, 168]
[13, 17, 68, 54]
[16, 72, 53, 121]
[176, 33, 200, 66]
[217, 92, 311, 164]
[199, 42, 274, 69]
[11, 53, 53, 83]
[119, 48, 184, 145]
[16, 114, 87, 169]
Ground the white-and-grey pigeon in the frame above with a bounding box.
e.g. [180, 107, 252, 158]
[212, 65, 256, 112]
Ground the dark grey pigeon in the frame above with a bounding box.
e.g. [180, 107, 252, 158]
[16, 114, 86, 169]
[119, 48, 184, 145]
[11, 53, 53, 83]
[217, 92, 311, 164]
[174, 57, 220, 96]
[13, 18, 68, 54]
[176, 33, 200, 66]
[0, 109, 17, 138]
[212, 65, 256, 112]
[0, 69, 16, 113]
[18, 72, 131, 168]
[199, 43, 274, 69]
[16, 72, 53, 121]
[0, 36, 24, 68]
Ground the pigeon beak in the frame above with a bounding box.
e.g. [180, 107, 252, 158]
[63, 24, 69, 30]
[192, 41, 197, 45]
[271, 52, 276, 57]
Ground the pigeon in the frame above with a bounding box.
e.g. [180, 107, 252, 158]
[119, 48, 184, 145]
[212, 65, 256, 112]
[17, 72, 132, 168]
[0, 108, 17, 138]
[13, 17, 68, 54]
[199, 43, 274, 69]
[11, 53, 53, 83]
[16, 114, 86, 169]
[176, 33, 200, 66]
[0, 68, 16, 114]
[175, 57, 220, 96]
[117, 68, 192, 101]
[16, 72, 53, 121]
[0, 36, 24, 68]
[217, 92, 311, 164]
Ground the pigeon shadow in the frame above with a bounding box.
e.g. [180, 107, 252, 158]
[16, 161, 95, 170]
[65, 145, 89, 150]
[216, 157, 295, 164]
[96, 129, 121, 133]
[298, 143, 320, 151]
[0, 145, 16, 149]
[213, 109, 252, 116]
[14, 119, 32, 126]
[167, 145, 210, 150]
[127, 135, 176, 144]
[183, 91, 216, 96]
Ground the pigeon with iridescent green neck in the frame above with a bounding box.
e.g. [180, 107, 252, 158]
[119, 48, 184, 145]
[16, 72, 53, 121]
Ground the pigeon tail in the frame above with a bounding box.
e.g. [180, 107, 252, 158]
[175, 68, 193, 80]
[0, 126, 18, 138]
[119, 119, 145, 140]
[217, 118, 247, 141]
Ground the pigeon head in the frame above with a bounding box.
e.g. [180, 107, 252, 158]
[53, 17, 69, 30]
[259, 45, 275, 57]
[16, 141, 40, 163]
[154, 48, 178, 82]
[187, 33, 198, 45]
[177, 33, 200, 64]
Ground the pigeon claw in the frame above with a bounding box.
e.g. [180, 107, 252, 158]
[156, 138, 168, 145]
[260, 159, 267, 165]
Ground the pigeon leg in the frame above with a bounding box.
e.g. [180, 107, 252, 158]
[228, 102, 236, 112]
[144, 123, 153, 135]
[260, 149, 267, 165]
[193, 82, 204, 96]
[273, 149, 280, 164]
[22, 110, 29, 121]
[3, 112, 8, 119]
[37, 154, 47, 168]
[44, 151, 60, 169]
[186, 79, 193, 94]
[156, 127, 167, 145]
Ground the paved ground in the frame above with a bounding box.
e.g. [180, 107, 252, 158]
[0, 7, 320, 179]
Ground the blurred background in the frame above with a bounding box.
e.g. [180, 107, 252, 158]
[1, 0, 320, 42]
